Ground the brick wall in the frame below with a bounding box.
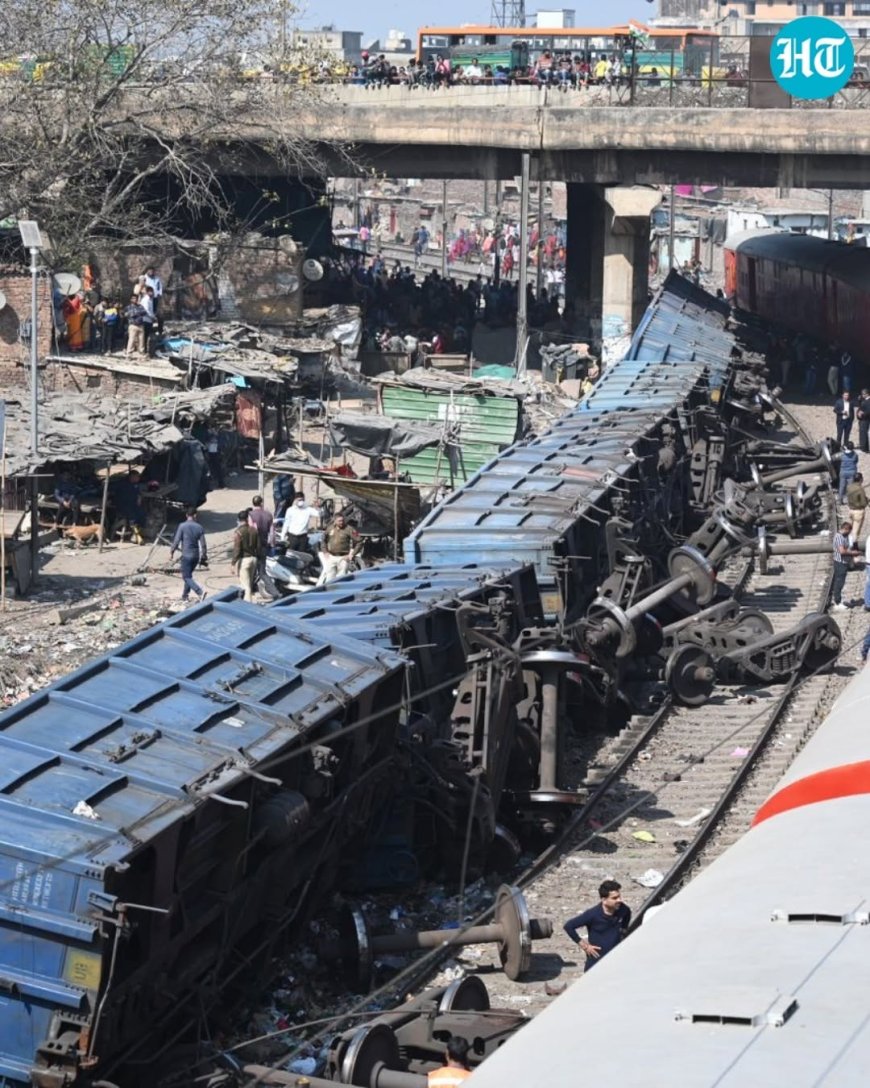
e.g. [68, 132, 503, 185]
[0, 272, 54, 394]
[217, 235, 303, 324]
[93, 247, 174, 308]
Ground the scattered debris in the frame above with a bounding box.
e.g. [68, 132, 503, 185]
[673, 807, 712, 828]
[46, 600, 103, 626]
[633, 869, 664, 888]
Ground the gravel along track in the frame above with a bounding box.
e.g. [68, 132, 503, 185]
[423, 409, 862, 1014]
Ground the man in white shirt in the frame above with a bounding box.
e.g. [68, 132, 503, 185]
[144, 265, 163, 301]
[465, 59, 483, 83]
[280, 494, 320, 551]
[139, 286, 156, 355]
[144, 265, 164, 333]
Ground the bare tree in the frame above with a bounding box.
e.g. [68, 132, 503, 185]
[0, 0, 337, 260]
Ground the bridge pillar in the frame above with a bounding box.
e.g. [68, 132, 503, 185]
[602, 187, 662, 339]
[565, 183, 605, 328]
[565, 184, 661, 341]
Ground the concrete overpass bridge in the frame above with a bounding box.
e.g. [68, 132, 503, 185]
[293, 84, 870, 190]
[220, 82, 870, 337]
[281, 84, 870, 335]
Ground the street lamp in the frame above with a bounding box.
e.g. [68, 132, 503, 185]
[17, 220, 43, 460]
[17, 219, 44, 586]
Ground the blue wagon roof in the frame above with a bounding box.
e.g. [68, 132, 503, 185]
[270, 563, 537, 642]
[626, 272, 734, 387]
[0, 595, 404, 871]
[270, 564, 541, 718]
[404, 393, 700, 573]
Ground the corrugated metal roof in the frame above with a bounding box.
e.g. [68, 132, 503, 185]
[270, 563, 542, 718]
[0, 594, 404, 1083]
[380, 384, 521, 487]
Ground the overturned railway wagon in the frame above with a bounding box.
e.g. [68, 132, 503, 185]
[0, 602, 405, 1087]
[405, 277, 744, 618]
[0, 274, 803, 1087]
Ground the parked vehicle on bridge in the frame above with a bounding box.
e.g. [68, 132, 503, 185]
[416, 21, 718, 81]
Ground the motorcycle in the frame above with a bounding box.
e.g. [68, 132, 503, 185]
[262, 539, 322, 597]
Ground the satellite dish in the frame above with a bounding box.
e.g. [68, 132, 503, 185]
[54, 272, 82, 297]
[303, 258, 324, 282]
[0, 289, 6, 311]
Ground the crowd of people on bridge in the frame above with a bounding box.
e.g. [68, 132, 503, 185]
[349, 205, 567, 288]
[342, 50, 643, 90]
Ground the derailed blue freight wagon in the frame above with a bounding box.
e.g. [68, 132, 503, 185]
[270, 563, 544, 884]
[405, 361, 711, 620]
[0, 597, 404, 1087]
[270, 563, 541, 716]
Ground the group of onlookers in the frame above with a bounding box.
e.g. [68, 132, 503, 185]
[345, 50, 639, 90]
[56, 266, 165, 358]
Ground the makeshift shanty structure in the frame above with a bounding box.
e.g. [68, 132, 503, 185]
[371, 369, 526, 487]
[0, 385, 236, 597]
[253, 450, 422, 554]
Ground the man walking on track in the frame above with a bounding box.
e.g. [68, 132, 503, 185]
[831, 520, 862, 611]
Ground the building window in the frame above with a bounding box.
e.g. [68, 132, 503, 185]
[746, 0, 756, 12]
[853, 1, 870, 13]
[823, 2, 846, 13]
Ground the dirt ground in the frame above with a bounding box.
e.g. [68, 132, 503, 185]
[0, 469, 270, 705]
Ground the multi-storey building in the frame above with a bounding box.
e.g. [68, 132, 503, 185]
[657, 0, 870, 35]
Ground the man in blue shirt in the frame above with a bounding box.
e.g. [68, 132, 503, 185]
[563, 880, 631, 970]
[169, 507, 208, 602]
